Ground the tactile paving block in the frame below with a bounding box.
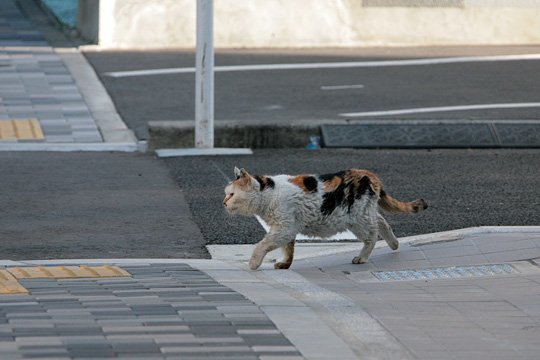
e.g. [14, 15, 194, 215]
[0, 119, 44, 140]
[0, 269, 28, 294]
[7, 265, 131, 279]
[372, 264, 517, 281]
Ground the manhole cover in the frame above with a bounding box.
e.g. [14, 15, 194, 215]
[372, 264, 517, 281]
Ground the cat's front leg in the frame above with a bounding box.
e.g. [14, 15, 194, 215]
[249, 231, 294, 270]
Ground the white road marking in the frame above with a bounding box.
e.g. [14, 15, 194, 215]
[104, 53, 540, 78]
[340, 102, 540, 117]
[321, 84, 364, 91]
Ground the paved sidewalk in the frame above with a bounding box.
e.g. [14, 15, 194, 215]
[0, 0, 136, 151]
[2, 229, 539, 359]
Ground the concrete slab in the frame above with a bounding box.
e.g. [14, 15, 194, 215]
[156, 147, 253, 157]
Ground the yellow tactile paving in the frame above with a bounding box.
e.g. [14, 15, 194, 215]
[0, 119, 44, 140]
[7, 265, 131, 279]
[0, 266, 131, 295]
[0, 269, 28, 295]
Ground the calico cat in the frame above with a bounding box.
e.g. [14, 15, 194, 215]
[224, 167, 427, 270]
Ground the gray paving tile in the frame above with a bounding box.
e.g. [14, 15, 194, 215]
[0, 259, 302, 360]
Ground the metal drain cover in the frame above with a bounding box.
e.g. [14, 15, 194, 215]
[372, 264, 517, 281]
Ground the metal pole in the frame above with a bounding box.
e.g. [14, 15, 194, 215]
[195, 0, 214, 148]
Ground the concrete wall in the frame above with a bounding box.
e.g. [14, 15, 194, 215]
[78, 0, 540, 48]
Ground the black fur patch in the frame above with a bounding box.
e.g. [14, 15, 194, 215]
[319, 170, 347, 182]
[254, 175, 275, 191]
[303, 176, 318, 193]
[358, 176, 375, 196]
[321, 182, 346, 216]
[322, 175, 374, 215]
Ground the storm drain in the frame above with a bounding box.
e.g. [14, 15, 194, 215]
[372, 264, 517, 281]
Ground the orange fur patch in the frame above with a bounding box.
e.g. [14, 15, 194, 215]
[345, 169, 382, 195]
[289, 175, 311, 193]
[322, 176, 343, 192]
[233, 176, 251, 190]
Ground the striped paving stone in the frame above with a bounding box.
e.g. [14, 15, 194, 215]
[0, 0, 102, 144]
[0, 263, 304, 359]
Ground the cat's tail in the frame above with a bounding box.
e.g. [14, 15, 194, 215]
[378, 189, 428, 213]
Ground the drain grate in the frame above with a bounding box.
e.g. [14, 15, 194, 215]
[372, 264, 517, 281]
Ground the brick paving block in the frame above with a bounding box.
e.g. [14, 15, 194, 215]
[160, 345, 253, 353]
[20, 348, 70, 358]
[237, 329, 282, 335]
[113, 341, 161, 353]
[252, 345, 299, 352]
[189, 325, 240, 335]
[242, 335, 296, 347]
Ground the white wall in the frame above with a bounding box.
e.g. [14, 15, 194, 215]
[78, 0, 540, 48]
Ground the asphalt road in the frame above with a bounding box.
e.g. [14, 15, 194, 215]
[84, 46, 540, 140]
[164, 148, 540, 245]
[0, 152, 208, 260]
[3, 149, 538, 258]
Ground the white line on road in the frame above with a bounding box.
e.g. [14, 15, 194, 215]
[340, 102, 540, 117]
[104, 53, 540, 78]
[321, 84, 364, 91]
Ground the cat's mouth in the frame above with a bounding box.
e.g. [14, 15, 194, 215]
[225, 206, 238, 213]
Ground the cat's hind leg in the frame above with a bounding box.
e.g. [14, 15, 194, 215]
[349, 217, 379, 264]
[274, 240, 295, 270]
[377, 213, 399, 251]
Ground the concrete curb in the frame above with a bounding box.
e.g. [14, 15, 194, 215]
[148, 119, 323, 149]
[207, 226, 540, 263]
[57, 48, 138, 146]
[148, 119, 540, 149]
[0, 142, 139, 152]
[405, 225, 540, 246]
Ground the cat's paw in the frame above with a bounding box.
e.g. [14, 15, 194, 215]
[249, 256, 263, 270]
[274, 262, 292, 270]
[352, 256, 368, 264]
[388, 240, 399, 251]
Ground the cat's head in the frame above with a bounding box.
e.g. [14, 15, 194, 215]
[223, 167, 261, 215]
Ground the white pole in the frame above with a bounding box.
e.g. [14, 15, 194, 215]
[195, 0, 214, 148]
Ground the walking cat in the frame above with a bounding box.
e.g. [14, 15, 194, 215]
[224, 167, 427, 270]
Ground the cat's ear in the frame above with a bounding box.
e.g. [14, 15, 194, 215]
[234, 167, 242, 179]
[234, 167, 250, 179]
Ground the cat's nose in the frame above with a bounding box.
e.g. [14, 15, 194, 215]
[223, 194, 233, 207]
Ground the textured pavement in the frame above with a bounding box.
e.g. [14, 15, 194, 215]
[0, 0, 100, 144]
[0, 262, 303, 359]
[2, 230, 540, 359]
[0, 0, 136, 149]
